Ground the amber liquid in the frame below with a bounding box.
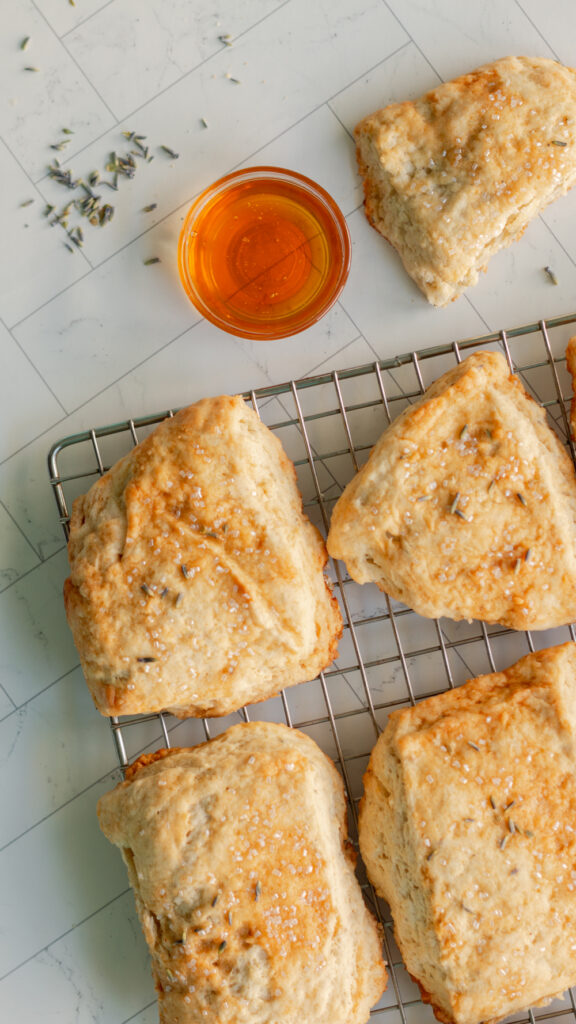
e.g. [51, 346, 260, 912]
[182, 178, 344, 337]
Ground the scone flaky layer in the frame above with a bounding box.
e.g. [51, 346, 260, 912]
[327, 351, 576, 629]
[98, 722, 387, 1024]
[360, 642, 576, 1024]
[64, 395, 342, 716]
[356, 56, 576, 305]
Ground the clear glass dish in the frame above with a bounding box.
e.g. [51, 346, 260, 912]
[177, 166, 351, 341]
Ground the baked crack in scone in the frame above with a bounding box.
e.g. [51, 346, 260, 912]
[355, 56, 576, 305]
[98, 722, 387, 1024]
[359, 642, 576, 1024]
[327, 350, 576, 629]
[64, 395, 342, 717]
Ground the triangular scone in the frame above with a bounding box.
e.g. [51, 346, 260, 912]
[355, 56, 576, 306]
[64, 395, 342, 717]
[327, 351, 576, 629]
[359, 642, 576, 1024]
[98, 722, 387, 1024]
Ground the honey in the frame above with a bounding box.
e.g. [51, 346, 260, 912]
[178, 167, 351, 340]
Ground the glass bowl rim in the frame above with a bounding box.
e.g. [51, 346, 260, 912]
[177, 165, 351, 341]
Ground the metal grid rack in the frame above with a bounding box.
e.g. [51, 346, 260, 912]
[48, 311, 576, 1024]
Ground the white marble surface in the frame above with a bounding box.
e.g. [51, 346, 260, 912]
[2, 1, 576, 1021]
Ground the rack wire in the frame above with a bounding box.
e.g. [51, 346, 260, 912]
[48, 311, 576, 1024]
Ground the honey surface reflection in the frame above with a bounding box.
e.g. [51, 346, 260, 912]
[178, 168, 351, 340]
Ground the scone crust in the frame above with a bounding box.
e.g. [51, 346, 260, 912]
[64, 395, 342, 717]
[355, 56, 576, 305]
[327, 350, 576, 629]
[359, 642, 576, 1024]
[98, 721, 387, 1024]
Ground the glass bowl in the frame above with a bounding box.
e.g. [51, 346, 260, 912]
[177, 166, 351, 341]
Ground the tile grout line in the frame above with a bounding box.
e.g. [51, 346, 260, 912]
[0, 315, 202, 469]
[328, 37, 413, 106]
[0, 762, 121, 856]
[225, 40, 412, 178]
[1, 16, 529, 473]
[0, 408, 70, 467]
[229, 98, 346, 171]
[102, 0, 294, 124]
[463, 295, 492, 334]
[8, 206, 187, 330]
[328, 105, 355, 144]
[256, 326, 374, 513]
[0, 681, 254, 857]
[31, 0, 119, 122]
[1, 314, 69, 416]
[61, 0, 290, 44]
[1, 293, 361, 474]
[0, 498, 43, 567]
[6, 199, 374, 465]
[0, 541, 67, 597]
[120, 1001, 157, 1024]
[0, 681, 245, 856]
[0, 134, 48, 198]
[59, 0, 117, 39]
[333, 299, 388, 366]
[345, 294, 419, 379]
[7, 262, 94, 334]
[294, 320, 364, 379]
[0, 661, 80, 725]
[0, 886, 131, 985]
[0, 680, 16, 712]
[7, 31, 416, 338]
[268, 390, 352, 521]
[335, 290, 488, 402]
[29, 79, 196, 187]
[23, 103, 342, 315]
[0, 679, 379, 856]
[0, 318, 369, 565]
[539, 214, 576, 272]
[84, 70, 371, 268]
[15, 34, 406, 319]
[11, 41, 414, 334]
[0, 135, 94, 288]
[380, 0, 444, 84]
[5, 31, 435, 429]
[31, 0, 293, 176]
[61, 318, 205, 418]
[513, 0, 561, 61]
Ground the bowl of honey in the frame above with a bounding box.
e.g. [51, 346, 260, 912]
[177, 166, 351, 340]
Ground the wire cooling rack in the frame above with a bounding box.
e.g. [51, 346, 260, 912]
[49, 311, 576, 1024]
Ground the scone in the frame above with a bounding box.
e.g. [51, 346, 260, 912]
[327, 350, 576, 629]
[97, 721, 387, 1024]
[64, 395, 342, 717]
[355, 56, 576, 305]
[359, 642, 576, 1024]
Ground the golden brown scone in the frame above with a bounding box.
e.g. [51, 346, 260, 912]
[327, 350, 576, 629]
[355, 56, 576, 305]
[98, 721, 387, 1024]
[359, 642, 576, 1024]
[64, 395, 342, 717]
